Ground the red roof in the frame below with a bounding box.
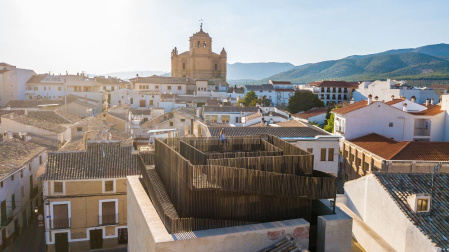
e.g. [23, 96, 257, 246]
[409, 104, 443, 116]
[429, 84, 449, 89]
[332, 100, 368, 115]
[308, 81, 359, 88]
[293, 107, 328, 119]
[348, 133, 410, 160]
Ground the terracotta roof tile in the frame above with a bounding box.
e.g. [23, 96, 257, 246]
[275, 120, 307, 127]
[348, 133, 409, 159]
[308, 81, 359, 88]
[293, 107, 328, 119]
[332, 100, 368, 115]
[392, 142, 449, 161]
[409, 104, 444, 116]
[209, 126, 328, 137]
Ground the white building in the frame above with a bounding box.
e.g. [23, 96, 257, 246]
[0, 63, 35, 107]
[243, 85, 277, 106]
[353, 79, 440, 104]
[299, 80, 359, 106]
[201, 106, 259, 126]
[332, 95, 448, 142]
[130, 75, 190, 95]
[269, 80, 296, 107]
[292, 107, 328, 125]
[110, 89, 161, 109]
[0, 138, 46, 250]
[342, 173, 449, 252]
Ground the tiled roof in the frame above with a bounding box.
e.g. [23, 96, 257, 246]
[161, 93, 178, 99]
[245, 84, 275, 92]
[5, 99, 61, 108]
[275, 89, 295, 92]
[26, 134, 61, 151]
[130, 109, 152, 115]
[203, 106, 259, 113]
[27, 110, 79, 124]
[409, 104, 443, 116]
[94, 77, 129, 85]
[131, 75, 190, 84]
[348, 133, 409, 160]
[206, 99, 220, 106]
[275, 120, 307, 127]
[41, 141, 140, 180]
[332, 101, 368, 115]
[385, 99, 405, 105]
[176, 96, 210, 103]
[0, 139, 46, 180]
[429, 84, 449, 89]
[226, 87, 245, 94]
[176, 107, 196, 117]
[270, 80, 292, 85]
[308, 80, 359, 88]
[392, 142, 449, 161]
[60, 138, 85, 151]
[65, 94, 100, 103]
[26, 74, 48, 83]
[108, 111, 128, 121]
[245, 111, 262, 121]
[374, 173, 449, 249]
[293, 107, 327, 119]
[209, 126, 328, 138]
[4, 113, 68, 133]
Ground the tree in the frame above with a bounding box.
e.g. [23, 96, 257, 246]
[238, 91, 258, 106]
[286, 91, 324, 114]
[257, 95, 271, 107]
[323, 113, 334, 133]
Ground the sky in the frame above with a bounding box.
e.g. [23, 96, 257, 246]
[1, 0, 449, 75]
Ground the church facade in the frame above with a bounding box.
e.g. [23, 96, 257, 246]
[171, 26, 227, 91]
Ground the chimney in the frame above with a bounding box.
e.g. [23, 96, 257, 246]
[367, 94, 372, 105]
[431, 98, 434, 105]
[350, 98, 354, 105]
[391, 95, 395, 101]
[426, 99, 429, 106]
[403, 103, 408, 112]
[24, 109, 28, 116]
[374, 96, 379, 101]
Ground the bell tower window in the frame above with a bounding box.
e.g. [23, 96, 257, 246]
[197, 41, 201, 48]
[183, 63, 186, 70]
[203, 41, 207, 48]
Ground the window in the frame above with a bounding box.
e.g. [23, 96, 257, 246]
[149, 100, 153, 106]
[11, 174, 14, 181]
[77, 127, 82, 132]
[21, 186, 24, 197]
[118, 228, 128, 244]
[52, 203, 70, 229]
[183, 63, 186, 70]
[307, 148, 313, 153]
[58, 87, 62, 91]
[389, 122, 393, 127]
[111, 87, 115, 91]
[130, 98, 133, 104]
[29, 163, 32, 171]
[155, 85, 159, 89]
[170, 122, 174, 126]
[54, 182, 63, 193]
[1, 181, 3, 188]
[215, 64, 218, 71]
[35, 86, 38, 90]
[328, 148, 334, 161]
[39, 155, 43, 165]
[235, 117, 241, 123]
[105, 180, 114, 192]
[140, 100, 146, 107]
[29, 96, 32, 99]
[178, 86, 182, 90]
[221, 115, 230, 123]
[417, 198, 429, 211]
[320, 148, 326, 161]
[101, 201, 117, 225]
[356, 157, 362, 167]
[197, 41, 201, 47]
[12, 194, 15, 210]
[203, 41, 207, 47]
[20, 170, 23, 178]
[344, 174, 349, 181]
[44, 87, 46, 91]
[168, 86, 171, 90]
[180, 119, 185, 122]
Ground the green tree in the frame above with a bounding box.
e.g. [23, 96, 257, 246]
[257, 95, 271, 107]
[238, 91, 258, 106]
[323, 113, 334, 133]
[287, 91, 324, 114]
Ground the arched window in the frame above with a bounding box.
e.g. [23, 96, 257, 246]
[203, 41, 207, 47]
[197, 41, 201, 47]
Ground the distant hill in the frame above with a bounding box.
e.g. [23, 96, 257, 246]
[227, 62, 295, 80]
[264, 43, 449, 83]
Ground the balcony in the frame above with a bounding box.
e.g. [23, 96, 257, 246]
[51, 217, 71, 229]
[1, 207, 14, 226]
[30, 186, 39, 199]
[99, 214, 119, 226]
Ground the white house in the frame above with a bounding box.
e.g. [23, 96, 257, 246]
[332, 95, 447, 142]
[0, 138, 46, 250]
[110, 89, 161, 109]
[201, 106, 259, 126]
[353, 79, 440, 104]
[342, 173, 449, 252]
[0, 63, 35, 107]
[130, 75, 190, 95]
[292, 107, 328, 125]
[299, 80, 359, 106]
[244, 85, 277, 106]
[269, 80, 296, 107]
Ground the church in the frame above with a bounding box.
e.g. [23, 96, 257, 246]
[171, 25, 227, 92]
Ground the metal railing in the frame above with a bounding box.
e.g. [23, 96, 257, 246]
[51, 217, 71, 229]
[99, 214, 118, 226]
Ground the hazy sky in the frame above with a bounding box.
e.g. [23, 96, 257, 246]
[1, 0, 449, 75]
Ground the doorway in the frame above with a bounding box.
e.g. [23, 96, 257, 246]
[55, 232, 68, 252]
[90, 229, 103, 249]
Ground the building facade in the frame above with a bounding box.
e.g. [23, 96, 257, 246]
[0, 63, 35, 107]
[299, 80, 359, 106]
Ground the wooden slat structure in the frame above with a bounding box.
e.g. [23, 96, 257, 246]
[140, 135, 336, 234]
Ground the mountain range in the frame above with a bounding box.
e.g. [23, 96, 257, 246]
[264, 43, 449, 83]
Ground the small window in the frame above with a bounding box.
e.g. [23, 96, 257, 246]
[320, 148, 326, 161]
[12, 194, 15, 210]
[417, 199, 429, 211]
[1, 181, 3, 188]
[11, 174, 14, 181]
[178, 86, 182, 91]
[149, 100, 153, 106]
[44, 87, 46, 91]
[58, 87, 62, 91]
[105, 180, 114, 192]
[54, 182, 63, 193]
[182, 63, 186, 70]
[307, 148, 313, 153]
[203, 41, 207, 47]
[328, 148, 334, 161]
[197, 41, 201, 47]
[21, 186, 24, 197]
[39, 155, 43, 165]
[215, 64, 218, 71]
[77, 127, 82, 132]
[389, 122, 393, 127]
[130, 98, 133, 104]
[168, 86, 171, 90]
[181, 119, 185, 122]
[29, 163, 31, 171]
[170, 122, 174, 126]
[111, 87, 115, 91]
[155, 85, 159, 89]
[20, 170, 23, 178]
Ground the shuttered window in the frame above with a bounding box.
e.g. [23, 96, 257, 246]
[102, 201, 116, 225]
[328, 148, 334, 161]
[320, 148, 326, 161]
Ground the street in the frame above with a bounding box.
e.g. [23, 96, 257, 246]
[6, 216, 45, 252]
